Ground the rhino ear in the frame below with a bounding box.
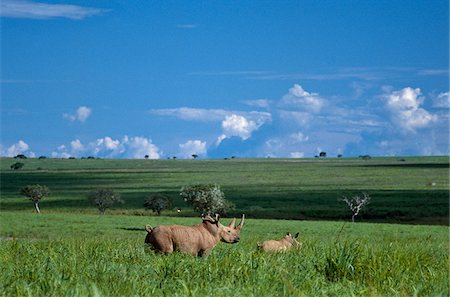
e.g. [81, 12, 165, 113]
[202, 214, 215, 223]
[215, 213, 220, 222]
[145, 225, 153, 233]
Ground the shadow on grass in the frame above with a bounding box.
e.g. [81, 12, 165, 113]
[2, 190, 448, 225]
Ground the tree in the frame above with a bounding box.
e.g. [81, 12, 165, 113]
[143, 193, 171, 215]
[145, 155, 149, 159]
[88, 188, 123, 215]
[342, 193, 371, 222]
[192, 154, 198, 159]
[10, 162, 24, 170]
[319, 152, 327, 157]
[20, 184, 49, 213]
[180, 184, 235, 215]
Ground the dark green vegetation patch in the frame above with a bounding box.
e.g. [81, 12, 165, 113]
[1, 156, 448, 224]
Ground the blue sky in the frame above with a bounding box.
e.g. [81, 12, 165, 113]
[1, 0, 449, 159]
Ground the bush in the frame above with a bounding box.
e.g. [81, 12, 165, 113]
[10, 162, 24, 170]
[143, 194, 171, 215]
[87, 188, 123, 215]
[180, 184, 235, 215]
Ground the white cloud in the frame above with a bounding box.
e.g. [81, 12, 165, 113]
[289, 152, 305, 158]
[179, 140, 207, 158]
[123, 136, 160, 159]
[384, 87, 438, 131]
[433, 92, 449, 108]
[95, 137, 121, 152]
[149, 107, 271, 124]
[219, 114, 260, 142]
[290, 132, 309, 142]
[278, 110, 312, 126]
[1, 140, 35, 157]
[63, 106, 92, 123]
[1, 0, 108, 20]
[280, 84, 325, 113]
[149, 107, 228, 122]
[52, 136, 161, 159]
[70, 139, 84, 152]
[241, 99, 272, 109]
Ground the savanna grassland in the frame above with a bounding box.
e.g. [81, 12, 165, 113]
[1, 156, 449, 223]
[0, 213, 448, 296]
[0, 156, 449, 296]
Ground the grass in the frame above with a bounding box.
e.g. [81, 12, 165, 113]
[1, 156, 449, 224]
[0, 212, 448, 296]
[0, 156, 448, 295]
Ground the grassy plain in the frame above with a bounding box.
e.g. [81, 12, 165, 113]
[1, 156, 448, 224]
[0, 157, 448, 296]
[0, 212, 448, 296]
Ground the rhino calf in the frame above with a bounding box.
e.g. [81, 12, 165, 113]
[145, 214, 244, 257]
[257, 232, 301, 252]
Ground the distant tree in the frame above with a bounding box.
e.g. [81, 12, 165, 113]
[172, 156, 177, 160]
[192, 154, 198, 159]
[337, 154, 343, 158]
[14, 154, 27, 159]
[359, 155, 371, 160]
[342, 193, 371, 223]
[145, 155, 149, 159]
[319, 152, 327, 157]
[20, 184, 49, 214]
[180, 184, 235, 215]
[88, 188, 123, 215]
[10, 162, 25, 170]
[143, 193, 172, 215]
[38, 156, 47, 159]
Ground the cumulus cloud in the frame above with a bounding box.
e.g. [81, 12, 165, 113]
[1, 0, 108, 20]
[52, 136, 161, 159]
[384, 87, 438, 131]
[280, 84, 325, 113]
[123, 136, 160, 159]
[217, 114, 268, 144]
[179, 140, 207, 158]
[63, 106, 92, 123]
[1, 140, 35, 157]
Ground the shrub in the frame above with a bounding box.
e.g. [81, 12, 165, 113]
[87, 188, 123, 215]
[143, 194, 171, 215]
[180, 184, 235, 215]
[10, 162, 24, 170]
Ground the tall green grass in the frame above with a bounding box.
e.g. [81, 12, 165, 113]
[0, 212, 448, 296]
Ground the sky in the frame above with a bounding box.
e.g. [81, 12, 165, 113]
[1, 0, 449, 159]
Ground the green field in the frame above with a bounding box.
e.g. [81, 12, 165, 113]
[0, 212, 448, 296]
[1, 157, 449, 296]
[1, 156, 449, 224]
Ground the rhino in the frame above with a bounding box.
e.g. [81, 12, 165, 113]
[257, 232, 301, 252]
[145, 214, 245, 257]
